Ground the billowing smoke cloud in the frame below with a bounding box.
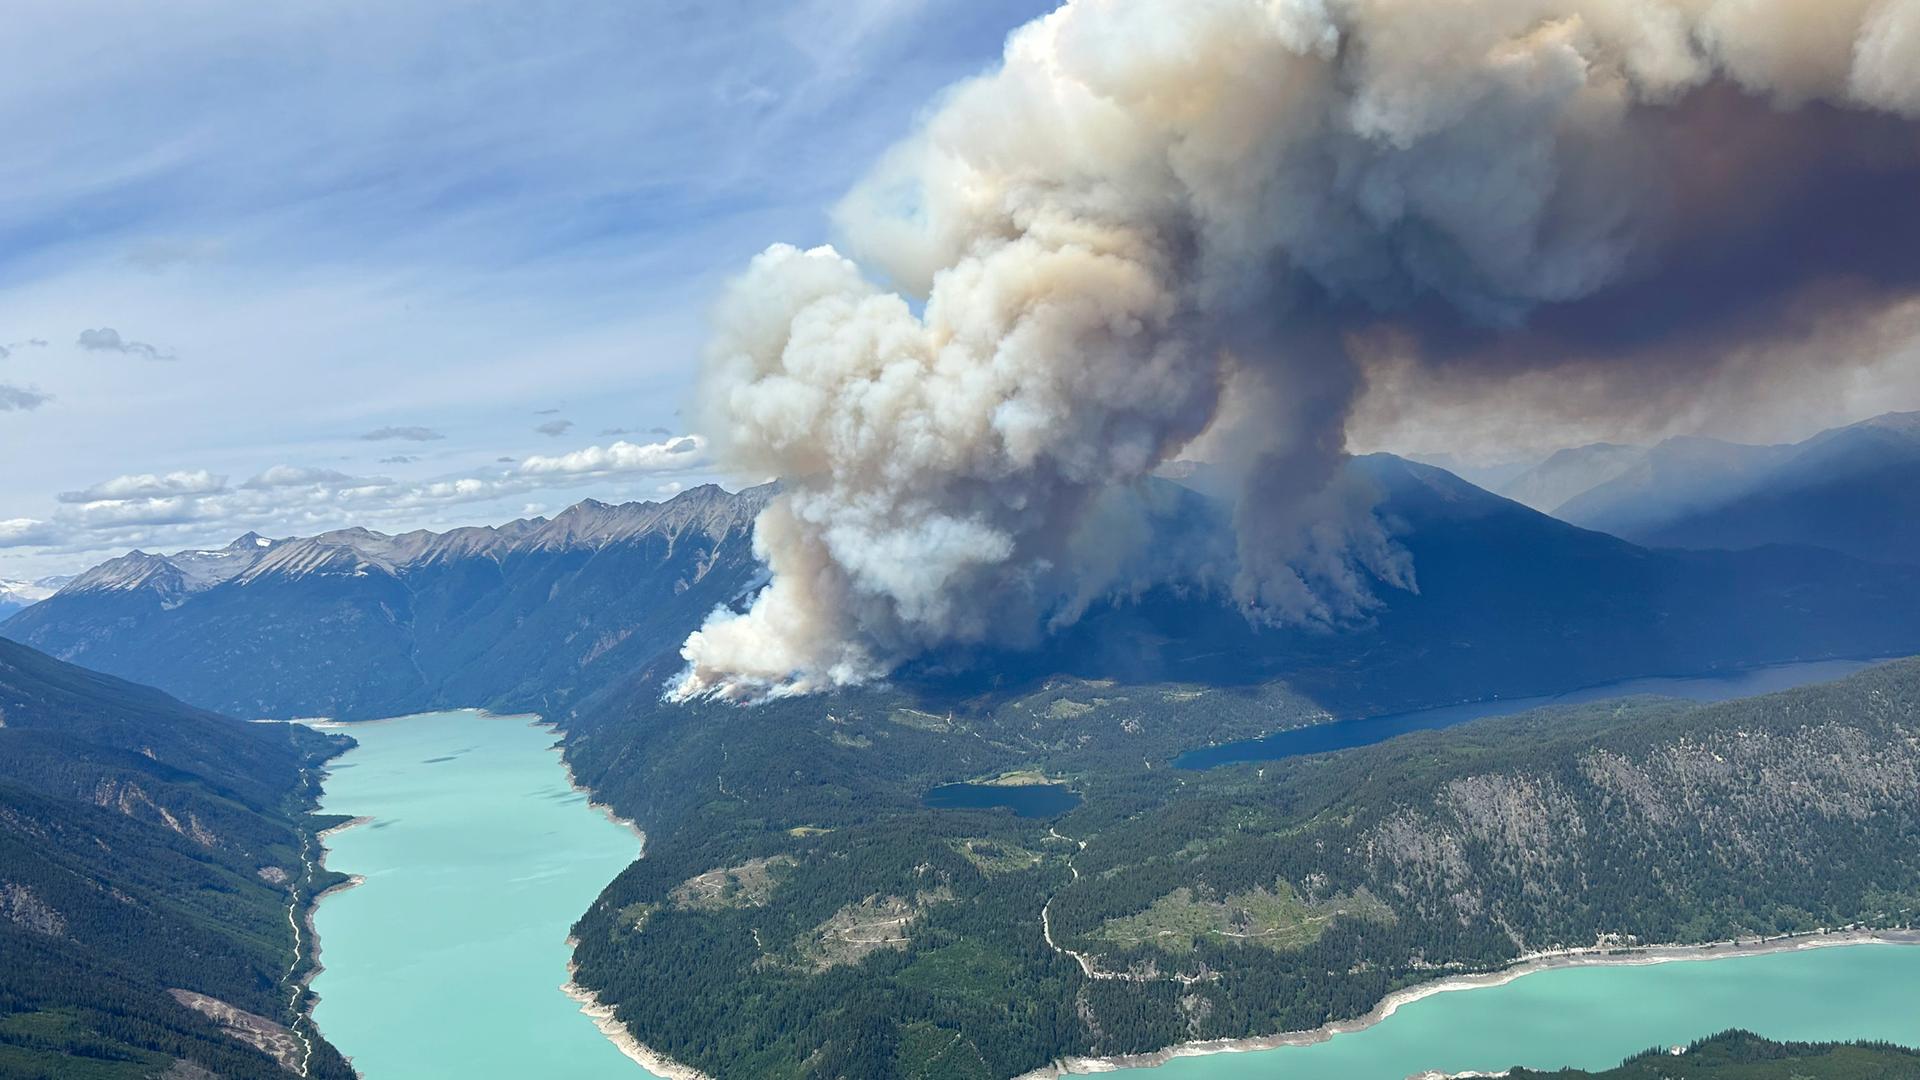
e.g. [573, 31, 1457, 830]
[672, 0, 1920, 702]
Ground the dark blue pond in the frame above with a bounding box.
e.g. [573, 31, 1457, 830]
[924, 781, 1083, 818]
[1174, 658, 1879, 771]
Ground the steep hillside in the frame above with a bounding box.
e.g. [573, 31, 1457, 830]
[0, 638, 356, 1079]
[2, 484, 772, 720]
[569, 659, 1920, 1078]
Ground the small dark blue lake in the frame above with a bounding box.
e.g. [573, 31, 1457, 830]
[1174, 658, 1879, 771]
[924, 782, 1083, 818]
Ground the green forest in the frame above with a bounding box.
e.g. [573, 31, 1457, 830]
[567, 658, 1920, 1078]
[0, 639, 357, 1080]
[1515, 1029, 1920, 1078]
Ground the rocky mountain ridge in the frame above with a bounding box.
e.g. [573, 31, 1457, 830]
[3, 483, 775, 719]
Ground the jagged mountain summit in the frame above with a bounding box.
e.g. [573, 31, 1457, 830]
[3, 484, 773, 719]
[62, 483, 767, 597]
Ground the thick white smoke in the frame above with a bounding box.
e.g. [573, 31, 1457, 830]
[672, 0, 1920, 702]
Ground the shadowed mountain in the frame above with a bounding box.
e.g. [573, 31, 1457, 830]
[1495, 441, 1650, 512]
[1404, 451, 1539, 493]
[908, 454, 1920, 717]
[0, 637, 356, 1079]
[1557, 413, 1920, 565]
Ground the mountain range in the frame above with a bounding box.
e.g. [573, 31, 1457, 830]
[0, 576, 68, 620]
[17, 453, 1920, 726]
[1490, 412, 1920, 566]
[10, 457, 1920, 726]
[2, 484, 772, 720]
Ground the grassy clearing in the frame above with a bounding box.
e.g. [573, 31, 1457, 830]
[888, 707, 954, 732]
[1084, 881, 1392, 956]
[974, 769, 1060, 787]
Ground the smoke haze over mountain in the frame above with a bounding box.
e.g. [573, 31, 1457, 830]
[673, 0, 1920, 702]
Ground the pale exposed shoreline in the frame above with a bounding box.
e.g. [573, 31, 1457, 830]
[1017, 928, 1920, 1077]
[539, 719, 704, 1079]
[317, 814, 371, 841]
[299, 873, 367, 985]
[562, 939, 715, 1080]
[299, 811, 370, 1058]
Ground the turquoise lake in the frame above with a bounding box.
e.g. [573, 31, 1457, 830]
[1109, 943, 1920, 1078]
[308, 710, 657, 1079]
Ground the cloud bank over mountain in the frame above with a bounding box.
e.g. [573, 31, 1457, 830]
[0, 434, 710, 558]
[675, 0, 1920, 701]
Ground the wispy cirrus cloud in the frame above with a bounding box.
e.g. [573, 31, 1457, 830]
[1, 338, 51, 361]
[360, 426, 445, 442]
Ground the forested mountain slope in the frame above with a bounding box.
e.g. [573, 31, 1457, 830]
[0, 638, 356, 1080]
[565, 657, 1920, 1077]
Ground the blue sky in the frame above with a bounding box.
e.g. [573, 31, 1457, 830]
[0, 0, 1051, 577]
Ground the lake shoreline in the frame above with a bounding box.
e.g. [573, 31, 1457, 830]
[537, 716, 649, 854]
[541, 719, 689, 1077]
[562, 939, 715, 1080]
[296, 787, 372, 1075]
[1015, 928, 1920, 1077]
[304, 811, 374, 984]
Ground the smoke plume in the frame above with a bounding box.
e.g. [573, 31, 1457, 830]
[672, 0, 1920, 702]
